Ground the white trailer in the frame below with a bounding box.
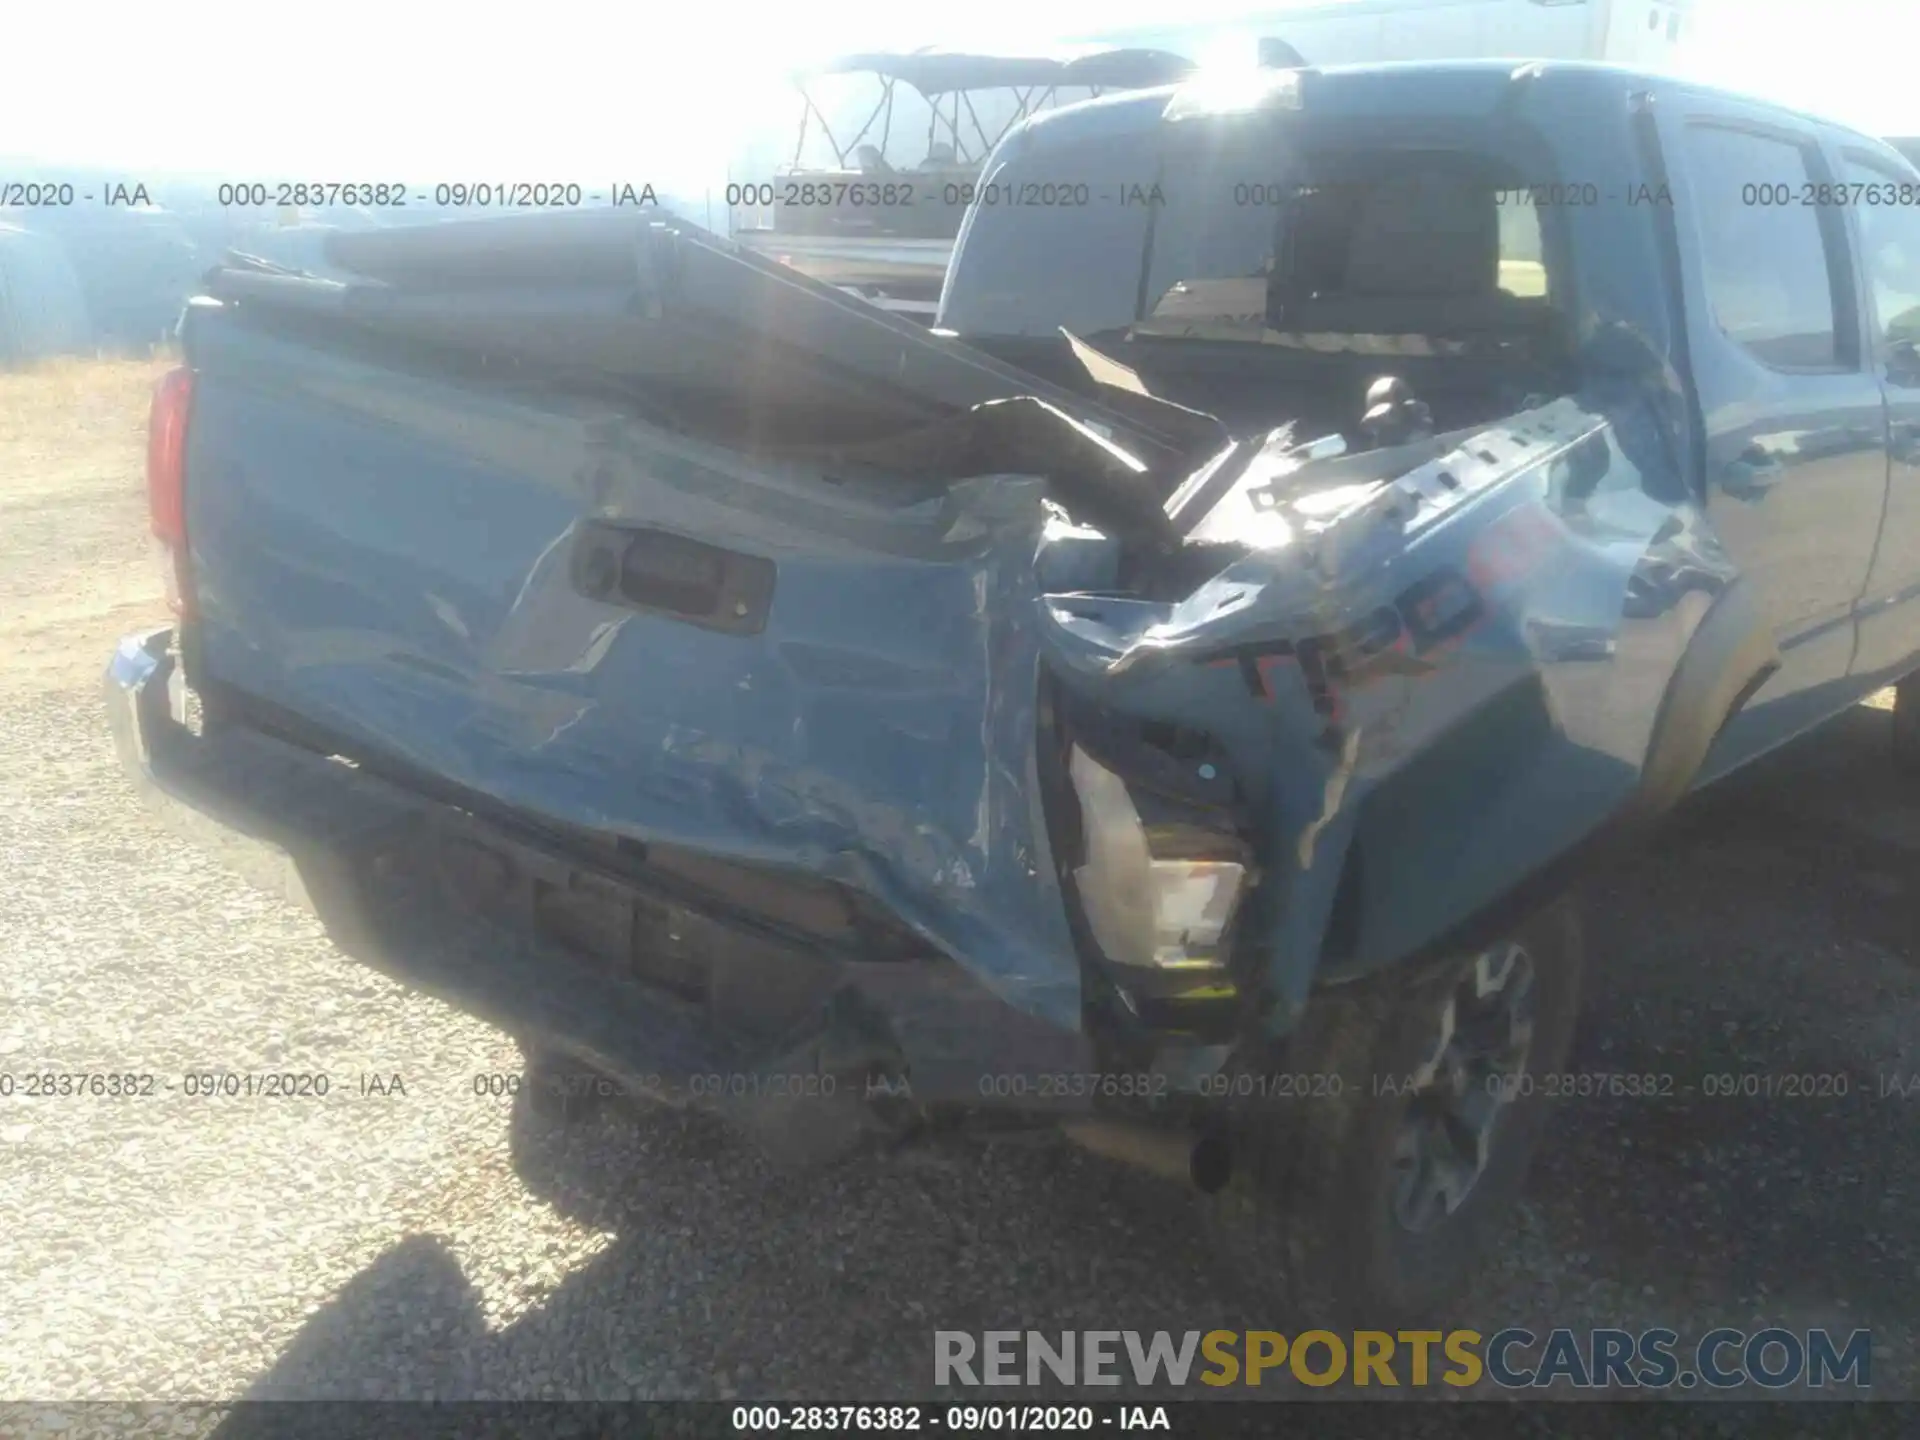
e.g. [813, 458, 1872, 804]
[1096, 0, 1697, 75]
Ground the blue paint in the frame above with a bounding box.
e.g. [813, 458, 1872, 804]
[161, 60, 1920, 1045]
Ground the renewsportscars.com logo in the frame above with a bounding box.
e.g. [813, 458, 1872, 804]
[933, 1328, 1872, 1390]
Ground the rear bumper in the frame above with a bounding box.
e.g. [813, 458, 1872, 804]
[105, 627, 1122, 1157]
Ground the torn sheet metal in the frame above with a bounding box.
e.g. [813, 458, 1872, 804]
[186, 325, 1093, 1028]
[185, 294, 1736, 1044]
[1036, 395, 1738, 1027]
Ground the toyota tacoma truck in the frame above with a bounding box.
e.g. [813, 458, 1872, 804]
[107, 60, 1920, 1322]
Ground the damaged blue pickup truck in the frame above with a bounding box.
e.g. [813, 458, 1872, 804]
[109, 60, 1920, 1321]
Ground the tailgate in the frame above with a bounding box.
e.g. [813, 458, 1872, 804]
[178, 215, 1203, 1029]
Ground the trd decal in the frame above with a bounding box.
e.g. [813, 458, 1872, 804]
[1205, 565, 1486, 717]
[1203, 500, 1568, 717]
[1466, 501, 1564, 595]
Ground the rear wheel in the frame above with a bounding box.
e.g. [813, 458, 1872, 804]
[1203, 897, 1584, 1327]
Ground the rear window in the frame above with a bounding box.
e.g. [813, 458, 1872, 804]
[1496, 196, 1548, 298]
[942, 113, 1557, 344]
[937, 130, 1160, 338]
[1137, 147, 1551, 341]
[1135, 126, 1294, 339]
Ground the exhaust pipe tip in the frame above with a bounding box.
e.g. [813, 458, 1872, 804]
[1062, 1120, 1234, 1192]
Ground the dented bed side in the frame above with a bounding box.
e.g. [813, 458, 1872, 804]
[1052, 398, 1752, 1027]
[177, 318, 1743, 1049]
[160, 67, 1816, 1060]
[182, 317, 1095, 1029]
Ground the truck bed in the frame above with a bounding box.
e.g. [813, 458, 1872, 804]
[158, 201, 1764, 1071]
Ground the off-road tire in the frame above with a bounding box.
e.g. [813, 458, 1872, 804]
[1202, 896, 1584, 1328]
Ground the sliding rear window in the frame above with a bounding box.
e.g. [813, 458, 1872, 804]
[937, 130, 1161, 339]
[943, 108, 1563, 346]
[1137, 137, 1554, 341]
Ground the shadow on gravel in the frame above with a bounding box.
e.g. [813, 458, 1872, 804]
[1525, 703, 1919, 1375]
[225, 1235, 494, 1403]
[188, 701, 1919, 1409]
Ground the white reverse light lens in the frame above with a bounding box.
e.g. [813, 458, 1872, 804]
[1068, 746, 1247, 971]
[1145, 860, 1246, 969]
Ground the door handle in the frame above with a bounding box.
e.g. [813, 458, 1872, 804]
[1723, 444, 1783, 501]
[571, 522, 776, 636]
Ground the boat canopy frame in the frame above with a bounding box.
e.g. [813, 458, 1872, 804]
[789, 48, 1196, 172]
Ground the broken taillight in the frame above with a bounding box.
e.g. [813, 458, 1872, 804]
[1067, 745, 1248, 973]
[146, 366, 195, 617]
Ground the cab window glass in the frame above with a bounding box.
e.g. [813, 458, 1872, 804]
[1841, 157, 1920, 350]
[1136, 129, 1291, 339]
[936, 133, 1157, 338]
[1138, 149, 1551, 340]
[1683, 124, 1843, 370]
[1495, 196, 1548, 299]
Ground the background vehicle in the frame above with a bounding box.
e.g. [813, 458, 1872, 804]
[0, 222, 90, 363]
[0, 183, 203, 354]
[726, 47, 1194, 320]
[110, 60, 1920, 1319]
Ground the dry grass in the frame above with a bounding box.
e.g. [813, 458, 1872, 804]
[0, 354, 174, 689]
[0, 352, 171, 458]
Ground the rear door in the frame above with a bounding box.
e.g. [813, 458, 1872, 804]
[1834, 145, 1920, 677]
[1653, 93, 1888, 752]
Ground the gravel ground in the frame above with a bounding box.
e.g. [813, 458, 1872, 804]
[1, 359, 1916, 1424]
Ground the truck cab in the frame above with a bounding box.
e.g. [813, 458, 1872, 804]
[107, 59, 1920, 1322]
[940, 60, 1920, 778]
